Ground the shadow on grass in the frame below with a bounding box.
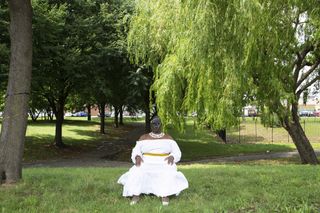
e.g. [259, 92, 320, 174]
[27, 119, 100, 127]
[24, 134, 100, 162]
[227, 135, 266, 143]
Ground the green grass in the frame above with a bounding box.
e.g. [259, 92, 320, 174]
[0, 117, 319, 162]
[168, 124, 295, 161]
[23, 118, 137, 162]
[0, 165, 319, 212]
[227, 117, 320, 145]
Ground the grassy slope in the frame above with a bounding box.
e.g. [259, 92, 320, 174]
[0, 165, 319, 212]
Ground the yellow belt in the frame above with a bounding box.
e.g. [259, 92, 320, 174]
[143, 153, 170, 157]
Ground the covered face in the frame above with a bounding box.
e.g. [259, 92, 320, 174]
[150, 116, 162, 133]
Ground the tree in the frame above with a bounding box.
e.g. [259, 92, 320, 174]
[0, 0, 32, 183]
[84, 0, 135, 129]
[32, 0, 96, 147]
[127, 66, 154, 132]
[128, 0, 320, 164]
[32, 0, 72, 147]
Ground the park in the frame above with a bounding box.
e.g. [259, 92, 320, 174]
[1, 0, 320, 212]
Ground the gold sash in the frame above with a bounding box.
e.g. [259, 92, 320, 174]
[143, 153, 170, 157]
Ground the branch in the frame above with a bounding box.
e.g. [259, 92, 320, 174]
[296, 75, 320, 97]
[301, 60, 313, 67]
[292, 9, 301, 34]
[296, 58, 320, 87]
[293, 45, 314, 84]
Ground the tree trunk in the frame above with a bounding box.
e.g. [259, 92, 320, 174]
[47, 111, 53, 121]
[86, 104, 91, 121]
[99, 102, 106, 134]
[145, 107, 151, 133]
[119, 106, 123, 125]
[29, 109, 40, 122]
[283, 104, 319, 164]
[144, 87, 151, 133]
[53, 100, 66, 148]
[114, 106, 119, 128]
[286, 123, 318, 164]
[217, 129, 227, 143]
[0, 0, 32, 184]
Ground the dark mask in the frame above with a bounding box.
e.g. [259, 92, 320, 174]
[151, 117, 161, 133]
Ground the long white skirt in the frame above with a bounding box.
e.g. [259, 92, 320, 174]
[117, 156, 188, 197]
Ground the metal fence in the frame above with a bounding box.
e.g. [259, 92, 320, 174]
[226, 117, 320, 144]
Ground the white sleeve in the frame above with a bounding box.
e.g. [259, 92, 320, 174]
[170, 140, 182, 163]
[131, 141, 143, 164]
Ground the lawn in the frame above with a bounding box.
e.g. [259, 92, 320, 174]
[0, 116, 319, 162]
[167, 123, 295, 161]
[23, 118, 138, 162]
[227, 117, 320, 145]
[0, 165, 319, 212]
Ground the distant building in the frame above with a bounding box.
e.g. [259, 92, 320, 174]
[298, 94, 320, 111]
[85, 105, 112, 117]
[243, 105, 258, 117]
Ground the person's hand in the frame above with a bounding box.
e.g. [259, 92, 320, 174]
[135, 155, 143, 167]
[164, 156, 174, 165]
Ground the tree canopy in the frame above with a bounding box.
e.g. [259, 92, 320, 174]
[128, 0, 320, 163]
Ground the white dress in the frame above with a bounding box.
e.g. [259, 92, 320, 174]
[117, 138, 189, 197]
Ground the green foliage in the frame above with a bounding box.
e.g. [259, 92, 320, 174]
[0, 1, 9, 109]
[31, 0, 72, 110]
[71, 0, 136, 113]
[128, 0, 320, 131]
[260, 109, 282, 128]
[30, 0, 136, 115]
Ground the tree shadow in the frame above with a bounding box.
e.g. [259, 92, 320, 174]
[226, 135, 266, 143]
[24, 134, 100, 161]
[27, 119, 100, 127]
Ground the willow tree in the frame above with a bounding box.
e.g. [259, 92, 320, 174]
[128, 0, 320, 164]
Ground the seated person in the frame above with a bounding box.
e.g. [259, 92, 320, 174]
[117, 116, 188, 205]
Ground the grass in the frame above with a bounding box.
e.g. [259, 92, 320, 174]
[227, 117, 320, 145]
[23, 118, 137, 162]
[0, 165, 319, 212]
[167, 124, 295, 161]
[0, 116, 319, 162]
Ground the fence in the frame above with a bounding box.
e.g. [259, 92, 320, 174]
[226, 117, 320, 144]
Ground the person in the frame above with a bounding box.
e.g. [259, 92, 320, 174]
[117, 116, 188, 206]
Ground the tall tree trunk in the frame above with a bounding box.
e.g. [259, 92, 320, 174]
[99, 102, 106, 134]
[48, 111, 53, 121]
[119, 106, 123, 126]
[86, 104, 91, 121]
[0, 0, 32, 184]
[114, 106, 119, 128]
[144, 88, 151, 133]
[45, 108, 53, 121]
[283, 104, 319, 164]
[53, 100, 66, 148]
[145, 107, 151, 133]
